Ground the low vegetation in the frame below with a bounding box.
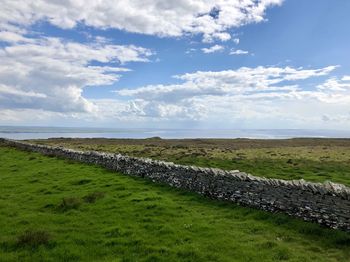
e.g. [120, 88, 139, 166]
[16, 230, 52, 249]
[0, 145, 349, 261]
[57, 197, 82, 212]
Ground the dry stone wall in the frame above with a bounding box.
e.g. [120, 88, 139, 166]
[1, 138, 349, 232]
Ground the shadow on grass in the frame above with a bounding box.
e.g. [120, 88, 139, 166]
[57, 197, 82, 212]
[83, 191, 105, 203]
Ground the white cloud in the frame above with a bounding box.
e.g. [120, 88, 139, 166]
[203, 32, 231, 43]
[0, 36, 153, 113]
[118, 66, 337, 102]
[0, 84, 46, 98]
[2, 1, 350, 129]
[0, 0, 283, 42]
[201, 44, 224, 53]
[233, 38, 240, 44]
[230, 49, 249, 55]
[185, 48, 197, 54]
[0, 31, 33, 43]
[3, 66, 350, 128]
[312, 76, 350, 104]
[108, 66, 350, 128]
[317, 76, 350, 92]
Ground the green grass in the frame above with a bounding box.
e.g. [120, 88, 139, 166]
[32, 138, 350, 186]
[168, 156, 350, 186]
[0, 146, 349, 261]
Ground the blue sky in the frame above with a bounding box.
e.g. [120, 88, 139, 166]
[1, 0, 350, 129]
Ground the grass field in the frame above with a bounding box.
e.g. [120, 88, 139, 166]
[30, 138, 350, 186]
[0, 145, 349, 261]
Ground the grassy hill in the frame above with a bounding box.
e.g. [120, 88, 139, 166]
[0, 145, 349, 261]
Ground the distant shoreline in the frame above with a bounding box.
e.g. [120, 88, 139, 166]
[1, 126, 350, 140]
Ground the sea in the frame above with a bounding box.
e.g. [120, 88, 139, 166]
[1, 126, 350, 140]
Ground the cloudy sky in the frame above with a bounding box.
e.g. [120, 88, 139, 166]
[1, 0, 350, 129]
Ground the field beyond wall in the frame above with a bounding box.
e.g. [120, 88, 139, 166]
[0, 140, 350, 261]
[31, 137, 350, 186]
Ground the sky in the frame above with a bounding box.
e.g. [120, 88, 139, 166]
[1, 0, 350, 129]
